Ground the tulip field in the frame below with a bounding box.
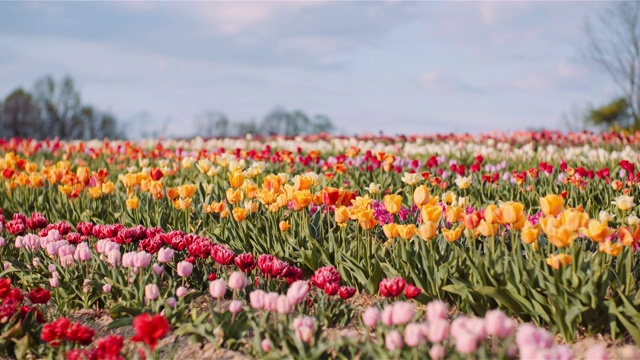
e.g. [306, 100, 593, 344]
[0, 131, 640, 359]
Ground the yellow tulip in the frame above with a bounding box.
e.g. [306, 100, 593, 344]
[383, 223, 399, 239]
[561, 209, 589, 233]
[520, 225, 540, 244]
[477, 220, 499, 237]
[501, 202, 525, 224]
[228, 171, 245, 189]
[421, 204, 443, 223]
[126, 196, 139, 210]
[579, 219, 612, 243]
[335, 206, 350, 224]
[87, 187, 101, 200]
[178, 184, 197, 199]
[226, 188, 244, 204]
[279, 220, 291, 232]
[598, 240, 622, 256]
[397, 224, 416, 240]
[484, 205, 503, 224]
[232, 207, 247, 222]
[166, 187, 179, 200]
[413, 185, 430, 207]
[547, 226, 578, 248]
[445, 206, 463, 224]
[173, 198, 192, 210]
[292, 190, 313, 211]
[540, 194, 563, 216]
[384, 194, 402, 214]
[101, 181, 114, 195]
[417, 222, 437, 241]
[442, 226, 462, 242]
[546, 253, 572, 269]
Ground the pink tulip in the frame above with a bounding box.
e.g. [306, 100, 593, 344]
[391, 301, 415, 325]
[58, 244, 75, 258]
[157, 247, 174, 263]
[385, 330, 403, 351]
[122, 252, 135, 268]
[430, 344, 446, 360]
[48, 264, 56, 272]
[153, 263, 164, 275]
[0, 237, 4, 247]
[584, 345, 608, 360]
[74, 243, 92, 261]
[177, 261, 193, 277]
[49, 277, 59, 288]
[286, 280, 309, 306]
[264, 292, 279, 312]
[620, 346, 640, 360]
[427, 318, 450, 343]
[209, 279, 227, 298]
[454, 333, 478, 354]
[276, 295, 292, 314]
[32, 257, 41, 267]
[261, 338, 272, 352]
[426, 300, 448, 322]
[133, 251, 151, 268]
[229, 300, 243, 314]
[107, 249, 121, 266]
[145, 284, 159, 300]
[60, 254, 74, 267]
[228, 271, 248, 290]
[404, 323, 425, 347]
[362, 306, 381, 328]
[167, 297, 177, 308]
[102, 284, 112, 293]
[249, 290, 266, 309]
[176, 286, 187, 297]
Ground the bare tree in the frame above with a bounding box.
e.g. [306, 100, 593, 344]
[585, 1, 640, 123]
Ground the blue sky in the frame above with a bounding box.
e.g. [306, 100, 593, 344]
[0, 1, 619, 137]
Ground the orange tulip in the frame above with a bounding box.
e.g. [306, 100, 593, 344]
[462, 211, 481, 229]
[477, 220, 499, 237]
[445, 206, 464, 224]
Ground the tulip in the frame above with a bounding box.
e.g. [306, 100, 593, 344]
[279, 221, 291, 232]
[426, 300, 448, 321]
[540, 194, 563, 216]
[385, 330, 403, 351]
[153, 264, 164, 275]
[102, 284, 112, 294]
[286, 280, 310, 305]
[229, 300, 243, 314]
[261, 338, 272, 352]
[264, 292, 279, 312]
[612, 195, 634, 211]
[454, 176, 471, 189]
[250, 289, 266, 309]
[413, 185, 430, 206]
[166, 297, 177, 309]
[362, 306, 381, 328]
[209, 279, 227, 298]
[49, 277, 59, 288]
[276, 295, 292, 314]
[383, 223, 399, 239]
[429, 344, 446, 360]
[126, 197, 139, 210]
[176, 286, 187, 298]
[421, 204, 443, 223]
[144, 284, 159, 301]
[404, 323, 425, 347]
[177, 261, 193, 277]
[417, 222, 437, 241]
[384, 194, 402, 214]
[228, 271, 248, 290]
[442, 226, 462, 242]
[133, 251, 151, 268]
[334, 206, 349, 224]
[428, 318, 450, 343]
[397, 224, 416, 240]
[157, 248, 174, 263]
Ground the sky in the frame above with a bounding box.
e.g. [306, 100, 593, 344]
[0, 1, 621, 138]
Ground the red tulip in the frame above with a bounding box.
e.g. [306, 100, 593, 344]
[130, 313, 170, 351]
[379, 277, 406, 297]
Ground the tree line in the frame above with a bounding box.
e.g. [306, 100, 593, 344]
[0, 75, 124, 140]
[194, 108, 335, 138]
